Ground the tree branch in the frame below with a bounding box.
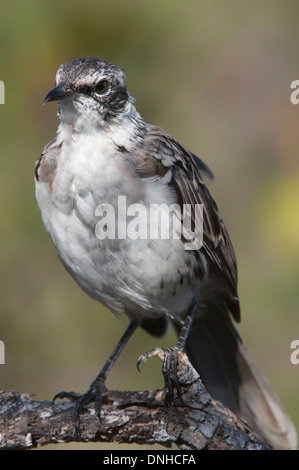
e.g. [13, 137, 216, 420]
[0, 351, 271, 450]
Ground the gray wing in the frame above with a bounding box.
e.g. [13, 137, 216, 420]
[131, 124, 240, 321]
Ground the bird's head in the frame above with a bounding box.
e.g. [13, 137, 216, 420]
[43, 57, 132, 126]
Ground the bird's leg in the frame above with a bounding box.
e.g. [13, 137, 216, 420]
[54, 319, 138, 439]
[137, 300, 199, 405]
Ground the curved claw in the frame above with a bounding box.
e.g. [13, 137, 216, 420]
[136, 346, 167, 372]
[53, 391, 82, 403]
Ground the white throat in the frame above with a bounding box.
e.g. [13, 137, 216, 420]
[58, 98, 145, 152]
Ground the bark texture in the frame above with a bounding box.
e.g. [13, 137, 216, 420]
[0, 351, 271, 450]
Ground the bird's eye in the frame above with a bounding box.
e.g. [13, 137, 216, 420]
[95, 80, 108, 94]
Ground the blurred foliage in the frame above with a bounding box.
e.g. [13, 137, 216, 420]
[0, 0, 298, 449]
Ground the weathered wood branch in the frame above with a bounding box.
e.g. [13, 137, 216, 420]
[0, 351, 271, 450]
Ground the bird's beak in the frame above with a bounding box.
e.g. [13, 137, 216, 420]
[43, 83, 74, 104]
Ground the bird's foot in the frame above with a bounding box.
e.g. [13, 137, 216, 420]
[137, 345, 183, 405]
[53, 378, 107, 439]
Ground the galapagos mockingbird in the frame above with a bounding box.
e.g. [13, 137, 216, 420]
[35, 57, 296, 449]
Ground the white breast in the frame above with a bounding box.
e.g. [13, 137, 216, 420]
[36, 116, 199, 321]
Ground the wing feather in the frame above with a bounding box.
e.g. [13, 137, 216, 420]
[131, 124, 240, 321]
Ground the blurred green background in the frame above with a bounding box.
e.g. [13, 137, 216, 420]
[0, 0, 298, 449]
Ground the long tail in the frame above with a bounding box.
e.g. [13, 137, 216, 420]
[174, 306, 297, 450]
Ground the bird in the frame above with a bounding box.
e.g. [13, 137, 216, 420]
[35, 57, 296, 449]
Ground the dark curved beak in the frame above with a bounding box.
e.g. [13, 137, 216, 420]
[43, 83, 74, 104]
